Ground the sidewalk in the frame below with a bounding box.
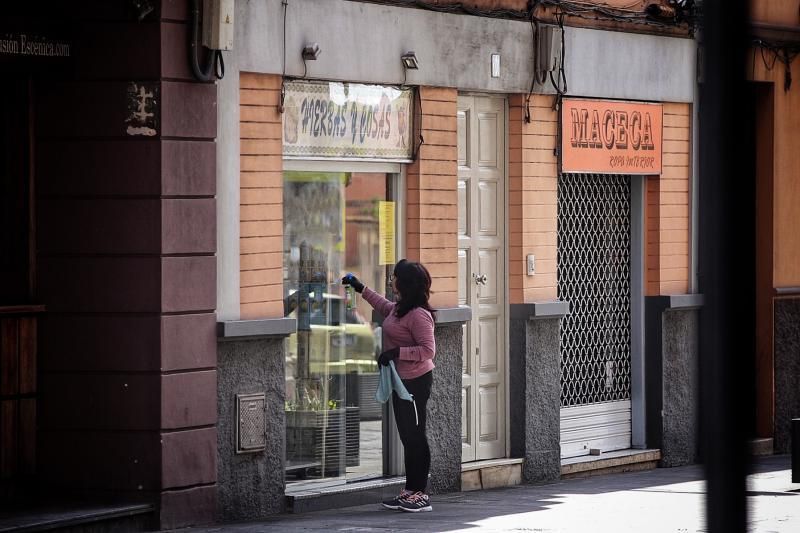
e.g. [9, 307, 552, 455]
[182, 455, 799, 533]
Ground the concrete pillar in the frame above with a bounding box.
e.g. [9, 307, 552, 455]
[215, 319, 295, 520]
[509, 302, 568, 484]
[645, 294, 703, 467]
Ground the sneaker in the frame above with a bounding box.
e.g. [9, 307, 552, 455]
[382, 489, 413, 510]
[397, 491, 432, 512]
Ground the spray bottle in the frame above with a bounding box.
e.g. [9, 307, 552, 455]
[344, 273, 356, 310]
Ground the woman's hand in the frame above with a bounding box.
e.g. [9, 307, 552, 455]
[377, 347, 400, 366]
[341, 273, 365, 293]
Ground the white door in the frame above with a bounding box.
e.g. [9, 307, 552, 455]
[457, 95, 507, 463]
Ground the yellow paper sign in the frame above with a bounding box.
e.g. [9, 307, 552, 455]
[379, 201, 396, 266]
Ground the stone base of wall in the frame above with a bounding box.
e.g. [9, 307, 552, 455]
[645, 296, 701, 468]
[660, 309, 700, 467]
[509, 304, 565, 484]
[427, 323, 463, 494]
[217, 337, 286, 521]
[774, 298, 800, 454]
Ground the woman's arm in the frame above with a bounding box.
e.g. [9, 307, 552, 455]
[361, 287, 395, 318]
[397, 308, 436, 362]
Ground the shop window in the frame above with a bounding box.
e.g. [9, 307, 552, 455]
[283, 170, 396, 487]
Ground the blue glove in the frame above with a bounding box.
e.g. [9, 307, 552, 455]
[377, 347, 400, 366]
[341, 273, 365, 293]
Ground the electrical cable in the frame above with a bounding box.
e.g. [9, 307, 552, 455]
[752, 39, 800, 91]
[412, 87, 424, 161]
[524, 1, 552, 123]
[215, 49, 225, 79]
[549, 8, 568, 98]
[279, 0, 289, 113]
[753, 37, 800, 91]
[189, 0, 219, 82]
[533, 18, 548, 86]
[525, 8, 538, 123]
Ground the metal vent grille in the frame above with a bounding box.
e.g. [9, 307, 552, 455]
[558, 173, 632, 408]
[236, 393, 266, 453]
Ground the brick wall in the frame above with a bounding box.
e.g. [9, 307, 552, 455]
[508, 94, 559, 304]
[239, 73, 284, 319]
[646, 103, 691, 295]
[406, 87, 459, 309]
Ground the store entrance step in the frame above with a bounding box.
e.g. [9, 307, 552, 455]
[461, 458, 524, 492]
[285, 477, 406, 514]
[0, 503, 154, 533]
[561, 448, 661, 480]
[748, 438, 774, 456]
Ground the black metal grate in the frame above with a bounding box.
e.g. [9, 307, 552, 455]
[558, 173, 632, 407]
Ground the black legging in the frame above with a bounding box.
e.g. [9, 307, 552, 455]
[392, 371, 433, 493]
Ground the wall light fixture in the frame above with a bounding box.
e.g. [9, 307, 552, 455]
[401, 51, 419, 70]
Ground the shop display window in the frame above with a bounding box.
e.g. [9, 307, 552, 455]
[283, 170, 397, 487]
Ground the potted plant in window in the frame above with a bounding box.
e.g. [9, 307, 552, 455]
[285, 386, 347, 478]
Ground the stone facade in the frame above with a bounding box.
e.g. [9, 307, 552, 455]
[645, 297, 702, 467]
[509, 305, 565, 484]
[660, 309, 700, 466]
[216, 337, 286, 520]
[774, 298, 800, 454]
[427, 322, 464, 494]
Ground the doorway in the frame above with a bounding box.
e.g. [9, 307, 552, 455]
[558, 173, 634, 458]
[1, 79, 37, 503]
[457, 94, 508, 462]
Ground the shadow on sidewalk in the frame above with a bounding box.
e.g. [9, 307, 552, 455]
[179, 455, 795, 533]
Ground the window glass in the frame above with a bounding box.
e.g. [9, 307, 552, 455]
[283, 171, 394, 488]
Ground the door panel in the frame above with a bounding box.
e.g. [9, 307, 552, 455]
[479, 386, 499, 441]
[458, 249, 469, 305]
[461, 323, 469, 374]
[458, 94, 507, 463]
[457, 181, 468, 235]
[479, 319, 498, 371]
[457, 112, 469, 165]
[478, 114, 498, 167]
[478, 181, 498, 234]
[461, 388, 470, 443]
[478, 250, 498, 302]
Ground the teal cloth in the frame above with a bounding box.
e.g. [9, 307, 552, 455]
[375, 360, 413, 403]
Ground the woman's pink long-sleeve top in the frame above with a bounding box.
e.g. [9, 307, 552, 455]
[362, 287, 436, 380]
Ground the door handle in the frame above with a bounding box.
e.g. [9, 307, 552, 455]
[472, 273, 487, 286]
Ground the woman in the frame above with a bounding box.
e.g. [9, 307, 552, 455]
[342, 259, 436, 513]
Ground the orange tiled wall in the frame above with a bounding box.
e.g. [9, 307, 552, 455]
[646, 103, 691, 295]
[750, 43, 800, 287]
[509, 97, 691, 301]
[406, 87, 459, 309]
[239, 73, 284, 319]
[508, 94, 559, 304]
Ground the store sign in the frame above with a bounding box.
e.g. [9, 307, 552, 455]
[562, 99, 663, 175]
[283, 81, 413, 161]
[0, 32, 71, 58]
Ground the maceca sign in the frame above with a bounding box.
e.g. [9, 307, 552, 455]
[561, 99, 663, 175]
